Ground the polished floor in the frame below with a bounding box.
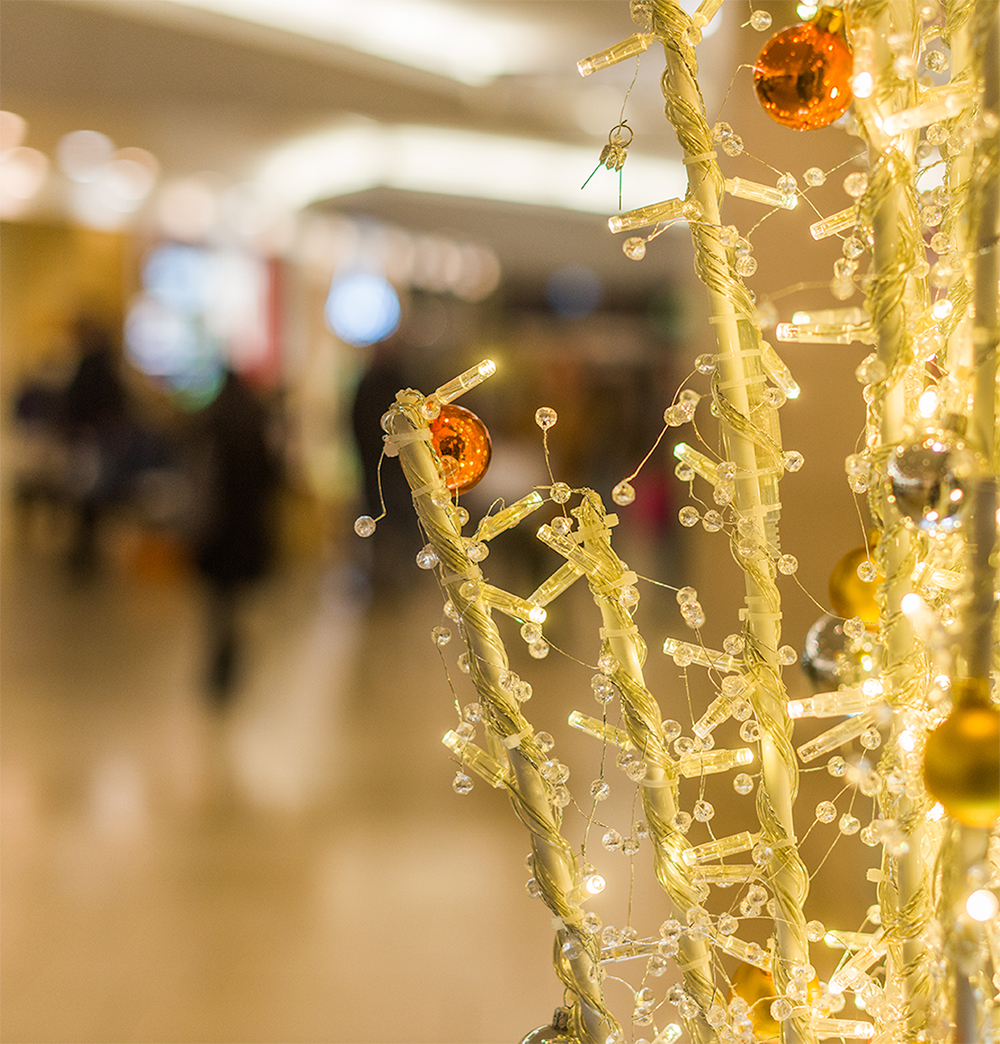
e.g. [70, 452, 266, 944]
[0, 517, 563, 1044]
[1, 503, 874, 1044]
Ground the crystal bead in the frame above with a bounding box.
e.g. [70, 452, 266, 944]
[860, 726, 882, 749]
[804, 166, 826, 187]
[535, 407, 558, 430]
[693, 799, 715, 822]
[750, 8, 772, 30]
[722, 134, 744, 156]
[723, 633, 745, 655]
[457, 653, 471, 674]
[453, 772, 474, 794]
[550, 481, 571, 504]
[459, 579, 481, 601]
[562, 936, 583, 959]
[551, 515, 572, 536]
[416, 544, 439, 569]
[672, 811, 692, 833]
[734, 772, 754, 795]
[843, 615, 866, 639]
[735, 255, 758, 277]
[622, 836, 640, 856]
[462, 704, 482, 726]
[816, 800, 837, 823]
[719, 224, 740, 248]
[529, 640, 550, 659]
[695, 353, 717, 373]
[623, 236, 647, 261]
[839, 813, 861, 835]
[551, 784, 571, 808]
[776, 172, 797, 196]
[625, 759, 648, 782]
[740, 719, 761, 742]
[454, 721, 474, 742]
[521, 622, 543, 642]
[663, 719, 682, 741]
[778, 645, 798, 665]
[770, 998, 793, 1021]
[422, 395, 442, 420]
[679, 506, 700, 527]
[827, 755, 847, 777]
[702, 510, 724, 532]
[778, 554, 798, 575]
[924, 48, 949, 72]
[354, 515, 376, 537]
[431, 626, 452, 647]
[843, 236, 865, 259]
[592, 674, 616, 704]
[536, 731, 555, 753]
[592, 780, 612, 803]
[783, 450, 805, 472]
[602, 828, 622, 850]
[612, 480, 636, 506]
[843, 171, 868, 198]
[466, 540, 488, 562]
[619, 586, 640, 609]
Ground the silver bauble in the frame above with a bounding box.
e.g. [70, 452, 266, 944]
[802, 613, 882, 690]
[885, 430, 976, 533]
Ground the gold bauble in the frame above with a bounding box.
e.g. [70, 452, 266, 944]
[923, 680, 1000, 829]
[518, 1024, 578, 1044]
[731, 963, 779, 1040]
[828, 544, 881, 625]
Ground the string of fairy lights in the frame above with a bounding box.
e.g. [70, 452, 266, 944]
[357, 2, 998, 1042]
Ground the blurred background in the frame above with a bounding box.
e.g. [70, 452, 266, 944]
[1, 1, 878, 1041]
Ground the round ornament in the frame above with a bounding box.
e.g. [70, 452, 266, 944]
[828, 543, 882, 625]
[429, 404, 492, 494]
[753, 7, 853, 131]
[519, 1008, 579, 1044]
[886, 429, 977, 533]
[731, 964, 779, 1040]
[802, 612, 881, 689]
[923, 679, 1000, 829]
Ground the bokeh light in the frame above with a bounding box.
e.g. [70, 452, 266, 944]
[324, 272, 401, 347]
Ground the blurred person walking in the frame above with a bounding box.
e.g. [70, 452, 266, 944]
[62, 315, 133, 577]
[189, 368, 281, 705]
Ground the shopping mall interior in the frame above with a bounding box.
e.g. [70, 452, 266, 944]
[1, 2, 895, 1041]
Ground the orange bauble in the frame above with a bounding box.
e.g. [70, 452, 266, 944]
[429, 404, 492, 494]
[753, 9, 853, 130]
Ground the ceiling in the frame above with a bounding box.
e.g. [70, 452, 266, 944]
[0, 0, 840, 297]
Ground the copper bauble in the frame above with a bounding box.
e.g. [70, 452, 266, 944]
[753, 8, 853, 130]
[923, 680, 1000, 829]
[429, 404, 492, 494]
